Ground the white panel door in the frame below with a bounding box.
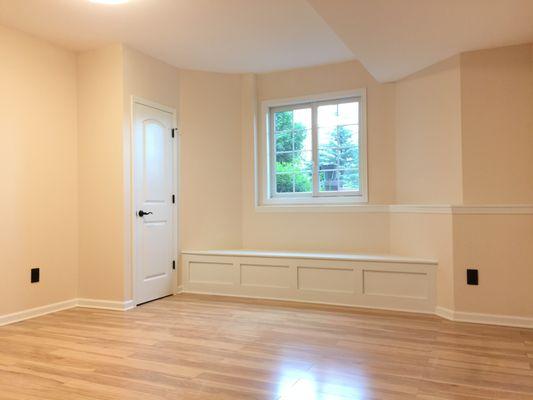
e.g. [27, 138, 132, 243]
[133, 101, 176, 305]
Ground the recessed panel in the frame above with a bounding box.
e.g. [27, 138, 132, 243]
[240, 264, 290, 288]
[142, 221, 171, 281]
[143, 120, 166, 202]
[297, 266, 354, 293]
[189, 262, 234, 285]
[363, 270, 428, 299]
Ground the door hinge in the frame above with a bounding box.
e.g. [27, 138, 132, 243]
[172, 194, 175, 204]
[171, 128, 178, 138]
[172, 260, 176, 270]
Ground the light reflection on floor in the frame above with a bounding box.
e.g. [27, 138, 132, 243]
[276, 366, 367, 400]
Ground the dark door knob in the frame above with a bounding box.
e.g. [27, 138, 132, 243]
[138, 210, 153, 217]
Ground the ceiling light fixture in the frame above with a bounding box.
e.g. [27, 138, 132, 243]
[89, 0, 129, 4]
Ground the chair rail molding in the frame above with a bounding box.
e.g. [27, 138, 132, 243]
[255, 203, 533, 214]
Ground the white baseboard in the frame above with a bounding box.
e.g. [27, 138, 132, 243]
[435, 306, 533, 329]
[0, 299, 78, 327]
[77, 298, 136, 311]
[2, 297, 531, 330]
[435, 306, 455, 320]
[0, 298, 136, 327]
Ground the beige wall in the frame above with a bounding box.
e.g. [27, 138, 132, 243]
[0, 26, 78, 314]
[395, 56, 463, 204]
[461, 44, 533, 204]
[179, 69, 243, 250]
[453, 214, 533, 317]
[77, 45, 125, 301]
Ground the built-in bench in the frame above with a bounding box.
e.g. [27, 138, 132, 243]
[181, 250, 437, 313]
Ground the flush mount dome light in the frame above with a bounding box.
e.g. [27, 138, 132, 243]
[89, 0, 129, 4]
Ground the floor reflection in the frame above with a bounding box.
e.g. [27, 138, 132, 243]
[277, 366, 367, 400]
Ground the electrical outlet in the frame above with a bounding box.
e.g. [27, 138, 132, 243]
[31, 267, 40, 283]
[466, 268, 478, 285]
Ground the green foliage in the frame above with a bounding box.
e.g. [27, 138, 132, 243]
[276, 162, 312, 193]
[273, 110, 359, 193]
[274, 111, 311, 193]
[319, 126, 359, 191]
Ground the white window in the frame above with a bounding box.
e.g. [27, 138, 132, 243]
[259, 90, 367, 206]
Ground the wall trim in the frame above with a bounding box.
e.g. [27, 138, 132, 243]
[435, 306, 455, 320]
[436, 306, 533, 329]
[451, 205, 533, 215]
[254, 203, 533, 214]
[255, 204, 390, 213]
[0, 299, 78, 327]
[1, 297, 531, 330]
[0, 298, 137, 327]
[389, 204, 452, 214]
[77, 298, 136, 311]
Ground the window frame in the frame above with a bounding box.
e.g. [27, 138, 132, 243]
[259, 89, 368, 206]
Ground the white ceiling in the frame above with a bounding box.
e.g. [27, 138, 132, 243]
[0, 0, 532, 82]
[308, 0, 533, 82]
[0, 0, 353, 74]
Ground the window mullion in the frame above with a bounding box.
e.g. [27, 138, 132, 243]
[312, 102, 319, 196]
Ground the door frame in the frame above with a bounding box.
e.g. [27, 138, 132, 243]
[130, 96, 180, 306]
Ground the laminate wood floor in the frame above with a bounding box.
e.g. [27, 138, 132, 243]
[1, 294, 532, 400]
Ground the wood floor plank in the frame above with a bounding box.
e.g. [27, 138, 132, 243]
[0, 293, 532, 399]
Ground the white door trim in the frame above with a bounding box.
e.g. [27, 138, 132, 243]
[130, 96, 179, 306]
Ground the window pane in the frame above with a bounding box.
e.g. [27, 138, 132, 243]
[275, 131, 292, 152]
[295, 169, 312, 193]
[275, 111, 293, 132]
[293, 128, 312, 152]
[293, 108, 311, 130]
[335, 125, 358, 148]
[318, 126, 336, 148]
[319, 169, 338, 192]
[276, 151, 293, 165]
[319, 169, 359, 192]
[338, 147, 359, 170]
[339, 169, 359, 191]
[276, 173, 294, 193]
[317, 104, 338, 128]
[275, 150, 312, 194]
[318, 147, 339, 170]
[317, 101, 359, 128]
[319, 125, 358, 148]
[318, 118, 359, 191]
[274, 108, 311, 132]
[319, 145, 359, 170]
[338, 102, 358, 125]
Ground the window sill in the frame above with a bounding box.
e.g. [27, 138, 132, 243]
[255, 203, 388, 213]
[261, 194, 368, 207]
